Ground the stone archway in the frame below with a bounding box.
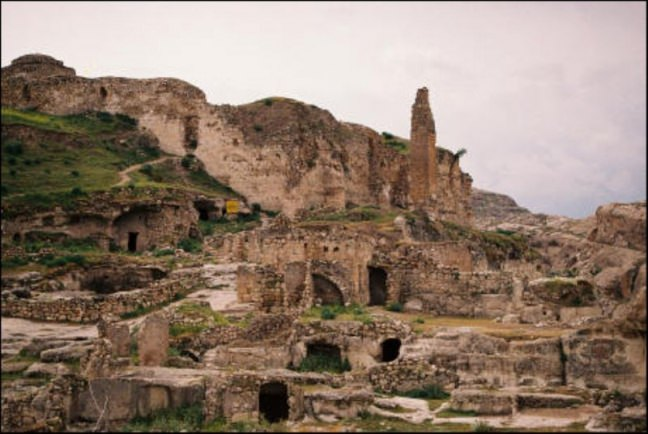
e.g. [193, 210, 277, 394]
[368, 266, 388, 306]
[312, 274, 343, 305]
[259, 382, 289, 423]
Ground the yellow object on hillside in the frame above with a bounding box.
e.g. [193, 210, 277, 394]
[225, 200, 239, 215]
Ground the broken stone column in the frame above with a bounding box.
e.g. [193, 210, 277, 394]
[409, 87, 437, 206]
[137, 312, 169, 366]
[97, 315, 130, 357]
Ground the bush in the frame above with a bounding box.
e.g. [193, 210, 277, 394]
[386, 302, 403, 312]
[8, 157, 17, 166]
[153, 248, 175, 257]
[177, 237, 202, 253]
[139, 164, 153, 176]
[70, 170, 80, 177]
[97, 111, 113, 122]
[4, 141, 23, 155]
[253, 124, 263, 132]
[263, 98, 273, 106]
[320, 306, 337, 320]
[37, 254, 86, 268]
[115, 113, 138, 128]
[181, 155, 194, 169]
[70, 186, 84, 196]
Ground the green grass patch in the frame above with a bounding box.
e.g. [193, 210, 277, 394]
[1, 107, 137, 135]
[351, 413, 472, 432]
[295, 353, 351, 374]
[120, 404, 203, 432]
[436, 409, 478, 418]
[382, 132, 409, 154]
[1, 108, 161, 207]
[177, 237, 202, 253]
[120, 293, 185, 320]
[386, 302, 403, 312]
[301, 303, 373, 324]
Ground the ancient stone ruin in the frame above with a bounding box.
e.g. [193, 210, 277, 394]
[1, 54, 645, 432]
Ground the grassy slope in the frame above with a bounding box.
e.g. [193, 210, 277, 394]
[1, 107, 241, 203]
[1, 107, 157, 197]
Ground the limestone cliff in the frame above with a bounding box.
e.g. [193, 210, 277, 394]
[2, 54, 470, 222]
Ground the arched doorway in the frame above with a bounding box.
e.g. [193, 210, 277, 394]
[312, 274, 343, 305]
[381, 338, 401, 362]
[368, 267, 387, 305]
[259, 382, 289, 423]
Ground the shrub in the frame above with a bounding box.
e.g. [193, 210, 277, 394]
[154, 248, 175, 257]
[253, 124, 263, 132]
[188, 139, 198, 149]
[413, 317, 425, 324]
[70, 186, 84, 196]
[386, 302, 403, 312]
[37, 254, 86, 268]
[115, 113, 138, 128]
[70, 170, 80, 177]
[139, 164, 153, 176]
[120, 404, 203, 432]
[97, 111, 113, 122]
[320, 306, 337, 320]
[263, 98, 273, 106]
[4, 141, 23, 155]
[8, 157, 17, 166]
[1, 185, 8, 195]
[181, 155, 194, 169]
[177, 237, 202, 253]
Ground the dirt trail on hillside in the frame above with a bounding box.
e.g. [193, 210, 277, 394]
[114, 156, 171, 187]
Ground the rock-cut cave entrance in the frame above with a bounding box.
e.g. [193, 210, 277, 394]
[128, 232, 138, 252]
[368, 266, 388, 306]
[259, 382, 289, 423]
[381, 338, 401, 362]
[312, 274, 343, 305]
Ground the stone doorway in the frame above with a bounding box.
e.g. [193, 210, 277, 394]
[368, 267, 387, 305]
[128, 232, 138, 252]
[259, 382, 289, 423]
[312, 274, 343, 305]
[381, 338, 401, 362]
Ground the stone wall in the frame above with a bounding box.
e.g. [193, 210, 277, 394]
[1, 278, 190, 323]
[2, 188, 200, 252]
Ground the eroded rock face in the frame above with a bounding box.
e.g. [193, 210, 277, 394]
[1, 54, 472, 222]
[588, 202, 646, 251]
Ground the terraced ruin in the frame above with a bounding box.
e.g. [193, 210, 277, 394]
[1, 54, 645, 432]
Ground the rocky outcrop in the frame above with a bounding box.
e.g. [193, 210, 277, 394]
[588, 202, 646, 251]
[2, 54, 472, 221]
[471, 188, 545, 230]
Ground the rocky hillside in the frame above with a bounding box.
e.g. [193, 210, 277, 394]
[1, 54, 470, 219]
[471, 187, 546, 230]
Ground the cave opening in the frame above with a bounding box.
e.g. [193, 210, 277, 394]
[128, 232, 138, 252]
[381, 338, 401, 362]
[259, 382, 289, 423]
[368, 266, 388, 305]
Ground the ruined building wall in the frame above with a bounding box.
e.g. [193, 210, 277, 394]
[2, 54, 469, 222]
[2, 190, 199, 252]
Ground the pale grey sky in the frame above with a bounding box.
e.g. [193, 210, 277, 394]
[2, 1, 645, 218]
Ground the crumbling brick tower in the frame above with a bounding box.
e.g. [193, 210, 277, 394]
[409, 87, 438, 207]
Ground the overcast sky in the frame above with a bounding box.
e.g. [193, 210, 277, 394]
[2, 2, 645, 218]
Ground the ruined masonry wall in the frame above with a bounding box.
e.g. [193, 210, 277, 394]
[1, 279, 189, 323]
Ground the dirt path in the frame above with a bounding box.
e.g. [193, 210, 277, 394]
[114, 156, 171, 187]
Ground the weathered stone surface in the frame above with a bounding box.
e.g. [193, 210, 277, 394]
[304, 384, 373, 420]
[40, 342, 93, 363]
[23, 362, 71, 378]
[98, 317, 131, 357]
[562, 331, 645, 392]
[516, 393, 583, 409]
[450, 389, 514, 415]
[588, 202, 646, 251]
[137, 312, 169, 367]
